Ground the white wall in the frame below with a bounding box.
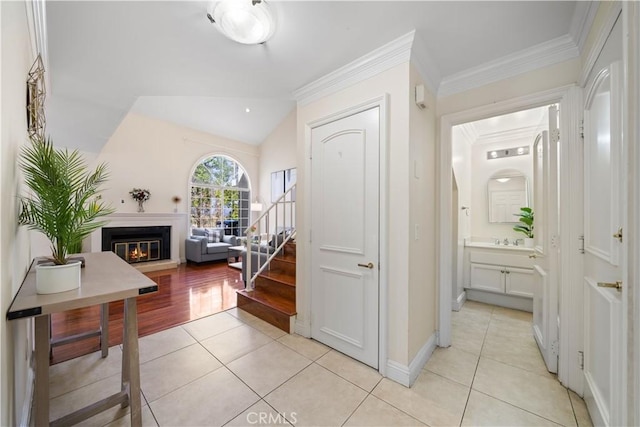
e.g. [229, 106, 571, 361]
[297, 61, 437, 372]
[408, 64, 438, 362]
[470, 137, 535, 239]
[258, 109, 297, 231]
[258, 109, 296, 207]
[1, 1, 36, 424]
[437, 58, 581, 118]
[451, 126, 472, 303]
[91, 113, 260, 259]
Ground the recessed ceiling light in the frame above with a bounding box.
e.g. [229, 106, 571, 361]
[245, 107, 251, 113]
[208, 0, 276, 45]
[490, 151, 498, 158]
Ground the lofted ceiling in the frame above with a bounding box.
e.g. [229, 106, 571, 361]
[43, 1, 591, 152]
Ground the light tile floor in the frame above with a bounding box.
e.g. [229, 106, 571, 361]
[48, 301, 594, 426]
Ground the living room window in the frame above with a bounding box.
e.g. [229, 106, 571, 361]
[190, 155, 250, 236]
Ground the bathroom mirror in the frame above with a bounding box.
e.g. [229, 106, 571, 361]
[487, 169, 529, 223]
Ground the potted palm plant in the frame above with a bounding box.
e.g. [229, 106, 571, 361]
[18, 136, 114, 294]
[513, 207, 534, 248]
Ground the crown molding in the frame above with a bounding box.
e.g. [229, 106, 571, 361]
[579, 1, 622, 87]
[473, 125, 540, 146]
[30, 0, 49, 75]
[438, 34, 579, 98]
[410, 31, 441, 95]
[456, 123, 478, 145]
[569, 1, 599, 52]
[26, 0, 50, 87]
[293, 31, 415, 106]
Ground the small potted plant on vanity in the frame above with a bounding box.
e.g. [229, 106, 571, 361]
[513, 207, 534, 248]
[18, 136, 114, 294]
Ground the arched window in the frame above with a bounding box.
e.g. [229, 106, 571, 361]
[190, 155, 251, 236]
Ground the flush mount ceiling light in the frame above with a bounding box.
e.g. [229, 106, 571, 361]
[207, 0, 276, 45]
[486, 146, 530, 160]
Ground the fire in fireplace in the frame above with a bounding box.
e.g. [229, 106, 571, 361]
[102, 226, 170, 264]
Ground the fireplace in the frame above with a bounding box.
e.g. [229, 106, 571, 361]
[102, 226, 171, 264]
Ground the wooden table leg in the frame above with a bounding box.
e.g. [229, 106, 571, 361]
[100, 303, 109, 358]
[122, 297, 141, 426]
[35, 315, 51, 426]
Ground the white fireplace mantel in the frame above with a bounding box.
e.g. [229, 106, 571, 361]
[90, 213, 188, 264]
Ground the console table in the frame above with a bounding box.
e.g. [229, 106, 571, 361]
[6, 252, 158, 427]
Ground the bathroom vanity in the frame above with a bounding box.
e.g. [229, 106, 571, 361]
[464, 241, 534, 312]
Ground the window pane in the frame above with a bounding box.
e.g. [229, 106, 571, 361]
[190, 156, 251, 234]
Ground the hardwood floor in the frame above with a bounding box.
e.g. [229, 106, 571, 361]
[50, 260, 244, 364]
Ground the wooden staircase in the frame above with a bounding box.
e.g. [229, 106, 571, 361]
[236, 241, 296, 332]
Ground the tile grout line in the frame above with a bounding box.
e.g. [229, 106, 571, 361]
[462, 305, 575, 426]
[471, 389, 570, 426]
[458, 305, 494, 426]
[566, 388, 581, 427]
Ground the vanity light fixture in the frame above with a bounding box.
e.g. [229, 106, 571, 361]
[207, 0, 276, 45]
[486, 146, 530, 160]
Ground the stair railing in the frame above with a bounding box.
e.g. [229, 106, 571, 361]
[244, 184, 296, 291]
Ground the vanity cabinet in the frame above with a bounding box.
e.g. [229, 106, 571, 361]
[469, 263, 534, 297]
[464, 244, 535, 307]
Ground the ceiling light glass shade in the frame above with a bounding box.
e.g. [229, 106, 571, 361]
[496, 178, 511, 183]
[210, 0, 276, 45]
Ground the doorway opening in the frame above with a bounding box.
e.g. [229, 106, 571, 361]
[450, 105, 548, 313]
[438, 86, 584, 394]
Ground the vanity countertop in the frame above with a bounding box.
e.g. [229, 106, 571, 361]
[465, 241, 533, 251]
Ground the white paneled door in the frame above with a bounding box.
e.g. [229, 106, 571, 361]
[310, 107, 380, 369]
[582, 62, 625, 427]
[531, 105, 560, 374]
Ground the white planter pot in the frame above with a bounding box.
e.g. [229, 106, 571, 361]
[35, 260, 82, 294]
[524, 238, 534, 248]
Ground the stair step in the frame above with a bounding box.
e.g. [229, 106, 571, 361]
[269, 257, 296, 276]
[237, 289, 296, 332]
[255, 275, 295, 301]
[259, 269, 295, 287]
[237, 236, 296, 333]
[275, 251, 296, 262]
[283, 241, 296, 257]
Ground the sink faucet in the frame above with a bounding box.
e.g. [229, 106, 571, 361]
[503, 238, 510, 246]
[513, 238, 524, 246]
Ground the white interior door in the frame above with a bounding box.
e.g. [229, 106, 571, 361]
[532, 105, 560, 373]
[490, 191, 527, 222]
[310, 107, 379, 368]
[582, 62, 625, 427]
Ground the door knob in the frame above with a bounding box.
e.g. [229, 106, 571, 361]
[613, 227, 623, 243]
[357, 262, 374, 269]
[597, 281, 622, 291]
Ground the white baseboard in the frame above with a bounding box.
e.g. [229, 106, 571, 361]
[452, 291, 466, 311]
[19, 360, 35, 427]
[583, 372, 606, 427]
[385, 332, 437, 387]
[466, 289, 533, 312]
[294, 318, 311, 338]
[289, 315, 297, 335]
